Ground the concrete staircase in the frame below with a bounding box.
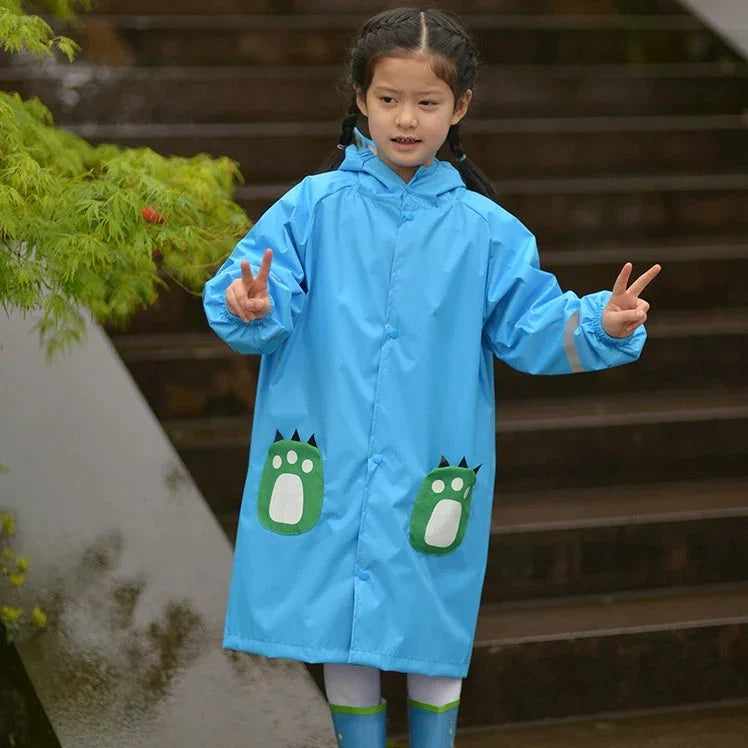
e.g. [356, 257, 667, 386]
[5, 0, 748, 741]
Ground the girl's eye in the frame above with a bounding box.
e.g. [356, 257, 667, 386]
[380, 97, 395, 104]
[421, 101, 438, 107]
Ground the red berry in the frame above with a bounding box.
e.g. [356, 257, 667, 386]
[142, 205, 164, 223]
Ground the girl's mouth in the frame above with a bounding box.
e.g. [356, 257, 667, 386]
[391, 137, 422, 150]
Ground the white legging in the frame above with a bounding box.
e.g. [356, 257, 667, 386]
[323, 663, 462, 708]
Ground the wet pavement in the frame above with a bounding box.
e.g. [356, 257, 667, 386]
[0, 312, 334, 748]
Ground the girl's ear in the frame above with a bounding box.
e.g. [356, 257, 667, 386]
[451, 89, 472, 126]
[355, 87, 368, 117]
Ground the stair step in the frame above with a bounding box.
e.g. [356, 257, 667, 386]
[234, 176, 748, 242]
[516, 256, 748, 407]
[548, 243, 748, 309]
[462, 584, 748, 724]
[485, 478, 748, 601]
[66, 116, 748, 181]
[493, 477, 748, 526]
[216, 477, 748, 602]
[491, 390, 748, 490]
[163, 390, 748, 514]
[478, 583, 748, 647]
[7, 63, 748, 122]
[455, 702, 748, 748]
[64, 15, 739, 67]
[93, 0, 687, 17]
[111, 306, 748, 419]
[494, 390, 747, 431]
[371, 584, 748, 731]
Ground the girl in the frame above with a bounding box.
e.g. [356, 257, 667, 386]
[203, 7, 661, 747]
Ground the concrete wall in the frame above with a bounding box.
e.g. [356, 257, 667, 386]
[680, 0, 748, 58]
[0, 310, 333, 748]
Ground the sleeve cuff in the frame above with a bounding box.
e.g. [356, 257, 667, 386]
[581, 290, 646, 356]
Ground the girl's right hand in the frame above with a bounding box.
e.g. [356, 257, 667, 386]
[225, 248, 273, 321]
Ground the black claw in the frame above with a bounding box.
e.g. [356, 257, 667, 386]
[291, 429, 300, 441]
[473, 464, 482, 475]
[439, 455, 450, 468]
[308, 434, 317, 447]
[458, 456, 468, 468]
[274, 430, 284, 442]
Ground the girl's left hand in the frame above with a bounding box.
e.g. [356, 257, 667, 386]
[602, 262, 662, 338]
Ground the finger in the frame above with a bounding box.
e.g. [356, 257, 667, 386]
[226, 285, 237, 315]
[612, 313, 646, 338]
[626, 319, 642, 332]
[239, 293, 260, 318]
[611, 262, 633, 296]
[227, 286, 248, 322]
[240, 259, 255, 290]
[254, 249, 273, 289]
[611, 308, 647, 326]
[245, 296, 269, 312]
[627, 264, 662, 298]
[638, 299, 651, 313]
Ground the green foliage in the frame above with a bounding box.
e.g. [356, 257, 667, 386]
[0, 1, 252, 357]
[0, 93, 251, 357]
[1, 511, 47, 644]
[0, 1, 94, 61]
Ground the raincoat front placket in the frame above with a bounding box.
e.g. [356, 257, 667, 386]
[351, 186, 418, 655]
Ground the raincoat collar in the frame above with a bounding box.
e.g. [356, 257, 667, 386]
[339, 128, 465, 200]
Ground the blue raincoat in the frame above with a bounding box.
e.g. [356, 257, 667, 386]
[203, 131, 646, 678]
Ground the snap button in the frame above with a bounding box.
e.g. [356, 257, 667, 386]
[372, 454, 383, 465]
[389, 328, 399, 339]
[358, 571, 370, 581]
[404, 213, 414, 221]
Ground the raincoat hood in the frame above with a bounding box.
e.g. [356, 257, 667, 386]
[339, 128, 466, 201]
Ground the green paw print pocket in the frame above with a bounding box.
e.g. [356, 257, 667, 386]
[409, 457, 480, 555]
[257, 430, 324, 535]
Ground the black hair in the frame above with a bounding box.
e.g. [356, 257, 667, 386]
[315, 7, 498, 202]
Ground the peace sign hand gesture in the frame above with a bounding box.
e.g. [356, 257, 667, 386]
[225, 248, 273, 322]
[601, 262, 661, 338]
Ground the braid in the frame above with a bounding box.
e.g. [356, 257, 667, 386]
[447, 124, 499, 203]
[315, 96, 359, 174]
[338, 97, 359, 150]
[446, 124, 467, 163]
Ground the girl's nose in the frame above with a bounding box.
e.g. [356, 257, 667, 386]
[396, 105, 417, 128]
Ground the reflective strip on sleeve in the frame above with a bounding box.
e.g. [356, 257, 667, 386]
[563, 310, 584, 373]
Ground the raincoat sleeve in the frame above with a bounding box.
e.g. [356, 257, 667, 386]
[203, 179, 310, 356]
[482, 215, 646, 375]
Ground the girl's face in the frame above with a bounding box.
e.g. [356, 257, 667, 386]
[356, 55, 472, 183]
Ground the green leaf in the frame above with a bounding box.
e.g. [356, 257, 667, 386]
[53, 34, 79, 62]
[0, 88, 251, 357]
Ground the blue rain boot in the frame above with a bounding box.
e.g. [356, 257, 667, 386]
[329, 700, 387, 747]
[407, 698, 460, 748]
